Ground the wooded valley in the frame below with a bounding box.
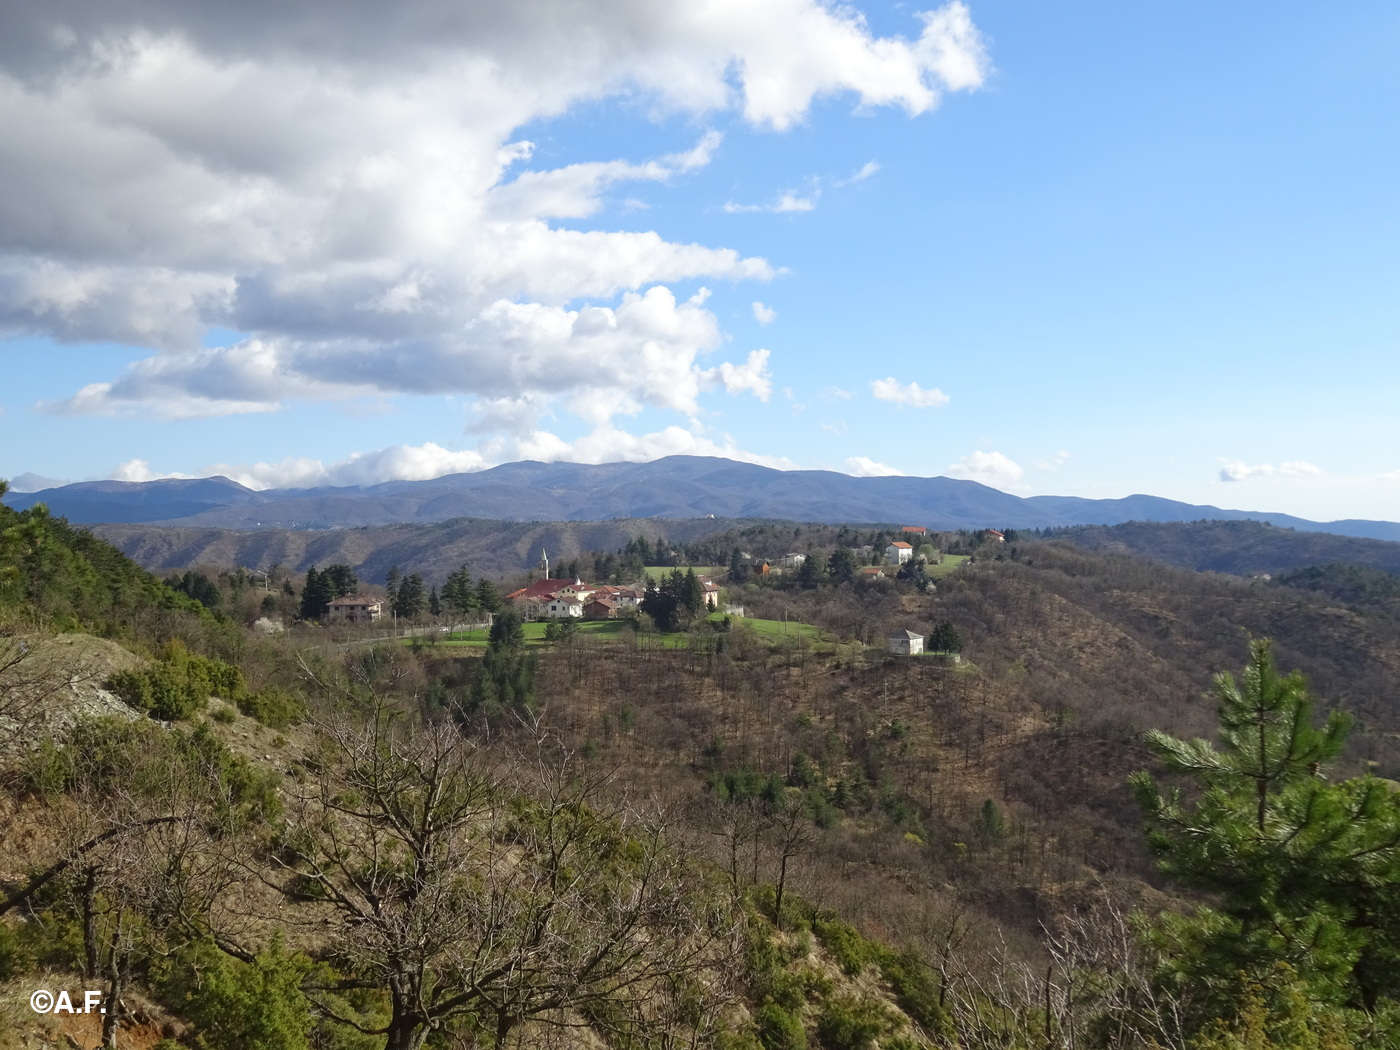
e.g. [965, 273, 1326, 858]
[5, 488, 1400, 1048]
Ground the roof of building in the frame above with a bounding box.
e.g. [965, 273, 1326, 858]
[586, 596, 618, 609]
[901, 526, 927, 533]
[330, 594, 381, 606]
[889, 541, 913, 549]
[889, 629, 923, 641]
[858, 566, 885, 575]
[507, 578, 592, 601]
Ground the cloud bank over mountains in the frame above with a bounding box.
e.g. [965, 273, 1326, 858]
[0, 0, 988, 461]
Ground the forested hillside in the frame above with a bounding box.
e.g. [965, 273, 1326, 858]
[7, 489, 1400, 1048]
[1054, 519, 1400, 575]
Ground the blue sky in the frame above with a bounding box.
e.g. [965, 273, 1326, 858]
[2, 1, 1398, 521]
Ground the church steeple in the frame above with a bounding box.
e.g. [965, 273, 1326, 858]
[539, 548, 550, 578]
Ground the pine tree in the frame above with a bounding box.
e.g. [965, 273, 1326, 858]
[299, 566, 335, 621]
[728, 547, 748, 583]
[682, 567, 705, 614]
[468, 611, 534, 721]
[797, 553, 824, 589]
[322, 563, 358, 597]
[393, 574, 427, 621]
[829, 547, 858, 585]
[1133, 639, 1400, 1028]
[475, 578, 502, 614]
[928, 621, 962, 654]
[429, 585, 441, 618]
[443, 565, 475, 617]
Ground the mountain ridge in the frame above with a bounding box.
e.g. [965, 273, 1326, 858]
[6, 455, 1399, 542]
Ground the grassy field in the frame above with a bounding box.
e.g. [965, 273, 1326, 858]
[927, 554, 969, 578]
[718, 612, 823, 643]
[419, 612, 823, 650]
[432, 620, 633, 647]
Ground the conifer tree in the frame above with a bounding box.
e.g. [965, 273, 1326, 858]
[682, 566, 706, 613]
[474, 578, 502, 613]
[299, 566, 335, 621]
[1133, 639, 1400, 1028]
[442, 564, 475, 617]
[393, 573, 427, 621]
[928, 621, 962, 654]
[322, 563, 358, 597]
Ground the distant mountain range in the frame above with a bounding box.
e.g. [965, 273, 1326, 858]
[6, 456, 1400, 542]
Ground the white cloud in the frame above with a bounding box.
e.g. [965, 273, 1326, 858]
[724, 157, 879, 214]
[752, 301, 777, 325]
[845, 456, 904, 477]
[774, 193, 817, 213]
[870, 376, 950, 408]
[128, 443, 490, 490]
[0, 1, 987, 445]
[47, 287, 774, 422]
[111, 458, 192, 483]
[948, 450, 1024, 487]
[4, 472, 68, 492]
[837, 160, 880, 186]
[1034, 450, 1070, 472]
[723, 191, 817, 214]
[497, 424, 794, 469]
[701, 348, 773, 401]
[1219, 461, 1273, 482]
[111, 426, 794, 490]
[1219, 459, 1322, 482]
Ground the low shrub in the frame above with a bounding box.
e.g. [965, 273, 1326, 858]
[814, 995, 896, 1050]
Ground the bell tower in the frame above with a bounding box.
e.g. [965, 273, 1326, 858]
[538, 548, 550, 578]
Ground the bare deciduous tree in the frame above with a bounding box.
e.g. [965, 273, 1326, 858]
[278, 700, 737, 1050]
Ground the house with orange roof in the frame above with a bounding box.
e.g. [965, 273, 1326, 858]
[885, 540, 913, 566]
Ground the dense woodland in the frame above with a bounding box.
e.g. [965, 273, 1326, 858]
[7, 483, 1400, 1047]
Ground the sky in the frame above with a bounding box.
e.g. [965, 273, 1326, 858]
[1, 0, 1398, 522]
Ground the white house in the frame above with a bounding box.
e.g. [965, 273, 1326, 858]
[544, 595, 584, 618]
[555, 579, 595, 602]
[701, 580, 721, 609]
[885, 541, 913, 565]
[779, 552, 806, 570]
[886, 630, 924, 656]
[327, 594, 383, 624]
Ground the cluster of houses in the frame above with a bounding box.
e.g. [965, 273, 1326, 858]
[503, 551, 720, 621]
[504, 576, 644, 620]
[319, 525, 1005, 629]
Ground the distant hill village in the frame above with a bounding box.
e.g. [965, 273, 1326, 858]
[293, 525, 994, 657]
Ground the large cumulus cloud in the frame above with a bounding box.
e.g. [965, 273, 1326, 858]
[1, 0, 988, 444]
